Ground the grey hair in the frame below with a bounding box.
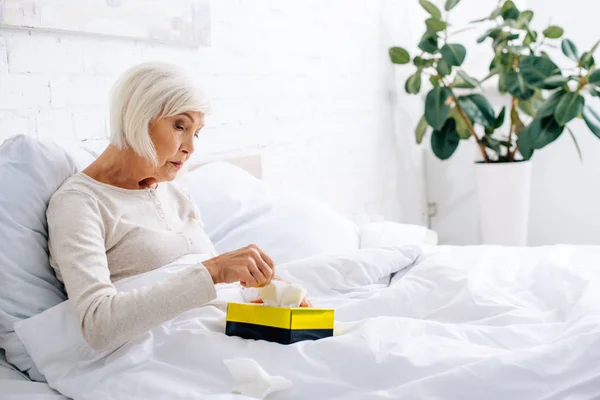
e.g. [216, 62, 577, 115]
[109, 62, 211, 165]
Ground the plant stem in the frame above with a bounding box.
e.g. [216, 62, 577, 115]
[440, 76, 490, 162]
[577, 67, 587, 92]
[508, 96, 518, 161]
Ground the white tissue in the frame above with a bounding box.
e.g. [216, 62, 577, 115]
[258, 280, 307, 308]
[224, 358, 292, 399]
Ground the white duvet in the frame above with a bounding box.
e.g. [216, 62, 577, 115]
[15, 244, 600, 400]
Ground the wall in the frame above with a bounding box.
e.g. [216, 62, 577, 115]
[525, 0, 600, 245]
[0, 0, 423, 225]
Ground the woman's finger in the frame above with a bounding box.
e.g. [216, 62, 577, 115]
[250, 297, 264, 304]
[247, 260, 268, 287]
[300, 298, 312, 308]
[249, 244, 276, 271]
[240, 270, 258, 288]
[255, 257, 274, 285]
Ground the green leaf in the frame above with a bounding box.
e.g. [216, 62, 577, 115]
[502, 1, 516, 12]
[419, 0, 442, 19]
[440, 44, 466, 67]
[498, 70, 507, 94]
[430, 76, 441, 87]
[502, 6, 520, 21]
[566, 127, 583, 162]
[518, 98, 536, 117]
[425, 87, 453, 130]
[480, 136, 502, 153]
[405, 70, 423, 95]
[490, 7, 502, 20]
[517, 127, 535, 160]
[583, 105, 600, 139]
[494, 107, 506, 129]
[537, 90, 566, 118]
[506, 71, 535, 100]
[492, 32, 510, 50]
[452, 70, 479, 88]
[482, 66, 502, 84]
[431, 118, 460, 160]
[457, 94, 496, 128]
[528, 116, 565, 149]
[448, 107, 471, 139]
[436, 59, 451, 77]
[589, 70, 600, 86]
[519, 56, 561, 88]
[415, 115, 429, 144]
[554, 92, 585, 125]
[516, 10, 534, 27]
[540, 51, 551, 59]
[389, 47, 410, 65]
[470, 16, 490, 24]
[542, 75, 569, 89]
[414, 56, 434, 68]
[588, 86, 600, 97]
[477, 28, 501, 44]
[543, 25, 564, 39]
[523, 30, 538, 46]
[580, 52, 595, 70]
[418, 34, 439, 54]
[445, 0, 460, 11]
[561, 39, 579, 62]
[505, 19, 519, 29]
[426, 18, 448, 34]
[581, 40, 600, 69]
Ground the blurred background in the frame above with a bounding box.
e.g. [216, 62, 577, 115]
[0, 0, 598, 245]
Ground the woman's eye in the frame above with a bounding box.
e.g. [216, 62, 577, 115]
[194, 132, 200, 139]
[176, 125, 185, 131]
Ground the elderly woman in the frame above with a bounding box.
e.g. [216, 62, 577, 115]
[47, 62, 282, 351]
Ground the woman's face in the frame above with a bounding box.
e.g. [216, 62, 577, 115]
[147, 111, 205, 183]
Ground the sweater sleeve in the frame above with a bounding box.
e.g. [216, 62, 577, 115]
[46, 190, 217, 351]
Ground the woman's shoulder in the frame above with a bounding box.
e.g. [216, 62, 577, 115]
[48, 173, 101, 215]
[50, 173, 97, 202]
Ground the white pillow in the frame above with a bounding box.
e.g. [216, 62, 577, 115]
[179, 162, 360, 264]
[0, 135, 95, 381]
[359, 221, 438, 248]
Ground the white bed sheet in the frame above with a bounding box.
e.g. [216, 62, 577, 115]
[14, 244, 600, 399]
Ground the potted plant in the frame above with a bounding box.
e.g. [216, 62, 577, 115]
[389, 0, 600, 245]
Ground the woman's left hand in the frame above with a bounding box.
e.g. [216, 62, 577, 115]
[250, 276, 312, 307]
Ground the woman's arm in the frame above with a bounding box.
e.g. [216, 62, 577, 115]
[47, 190, 217, 351]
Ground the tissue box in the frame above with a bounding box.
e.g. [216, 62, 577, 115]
[225, 303, 334, 345]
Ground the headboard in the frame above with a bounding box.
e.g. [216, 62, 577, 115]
[186, 154, 263, 179]
[79, 139, 263, 179]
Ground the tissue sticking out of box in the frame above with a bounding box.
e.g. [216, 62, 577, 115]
[258, 280, 307, 308]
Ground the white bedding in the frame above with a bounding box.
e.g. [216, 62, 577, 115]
[15, 244, 600, 399]
[0, 349, 68, 400]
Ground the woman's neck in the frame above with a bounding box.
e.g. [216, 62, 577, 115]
[83, 145, 158, 190]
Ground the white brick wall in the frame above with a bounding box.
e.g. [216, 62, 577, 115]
[0, 0, 424, 224]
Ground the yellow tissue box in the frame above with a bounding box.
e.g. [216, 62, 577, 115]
[225, 303, 334, 344]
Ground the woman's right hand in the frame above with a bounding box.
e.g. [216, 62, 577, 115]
[202, 244, 275, 288]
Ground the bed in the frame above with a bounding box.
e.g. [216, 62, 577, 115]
[2, 135, 600, 399]
[0, 349, 67, 399]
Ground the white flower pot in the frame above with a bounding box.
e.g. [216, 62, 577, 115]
[474, 161, 532, 246]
